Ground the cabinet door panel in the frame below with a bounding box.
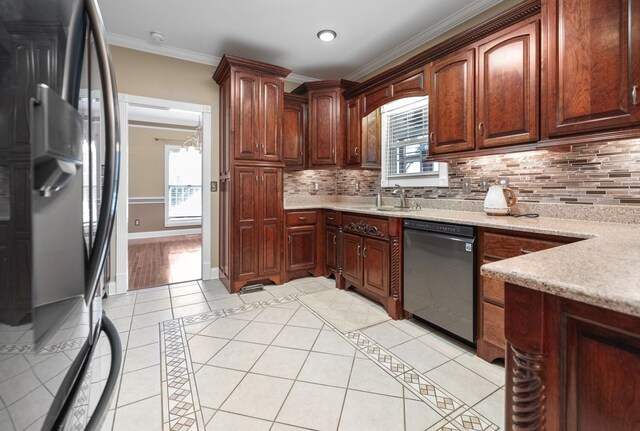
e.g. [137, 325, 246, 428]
[309, 91, 337, 165]
[546, 0, 640, 135]
[259, 168, 281, 276]
[286, 225, 316, 272]
[342, 233, 363, 285]
[235, 72, 259, 160]
[283, 97, 305, 167]
[235, 167, 259, 278]
[261, 220, 280, 275]
[363, 238, 389, 298]
[361, 109, 381, 168]
[325, 225, 337, 271]
[260, 77, 282, 162]
[478, 21, 539, 148]
[430, 49, 475, 154]
[346, 98, 361, 165]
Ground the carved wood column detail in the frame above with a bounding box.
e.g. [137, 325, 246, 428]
[510, 345, 545, 430]
[390, 236, 400, 301]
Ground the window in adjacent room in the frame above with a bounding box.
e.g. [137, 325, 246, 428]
[380, 96, 448, 187]
[165, 145, 202, 227]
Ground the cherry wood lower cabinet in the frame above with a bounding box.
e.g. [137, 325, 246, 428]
[504, 283, 640, 430]
[338, 213, 403, 319]
[284, 210, 322, 281]
[324, 210, 341, 278]
[477, 228, 579, 362]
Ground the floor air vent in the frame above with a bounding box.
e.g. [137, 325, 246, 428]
[239, 284, 264, 295]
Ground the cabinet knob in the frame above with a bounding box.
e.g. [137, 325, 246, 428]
[633, 85, 638, 106]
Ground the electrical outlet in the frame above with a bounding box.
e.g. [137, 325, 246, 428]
[355, 181, 360, 192]
[479, 177, 493, 192]
[462, 178, 472, 193]
[498, 177, 510, 187]
[134, 219, 140, 226]
[210, 181, 218, 192]
[313, 182, 319, 191]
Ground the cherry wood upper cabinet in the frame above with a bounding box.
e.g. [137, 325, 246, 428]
[544, 0, 640, 136]
[293, 80, 357, 168]
[429, 48, 476, 154]
[477, 20, 539, 149]
[260, 77, 283, 162]
[282, 93, 307, 169]
[234, 71, 260, 161]
[346, 98, 361, 165]
[212, 55, 291, 165]
[361, 109, 381, 169]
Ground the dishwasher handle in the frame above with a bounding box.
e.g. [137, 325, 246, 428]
[405, 228, 476, 245]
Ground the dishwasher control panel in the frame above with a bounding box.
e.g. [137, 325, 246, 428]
[403, 219, 475, 238]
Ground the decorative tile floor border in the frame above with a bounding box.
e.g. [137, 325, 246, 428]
[158, 291, 499, 431]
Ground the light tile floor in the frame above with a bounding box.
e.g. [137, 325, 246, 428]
[99, 277, 505, 431]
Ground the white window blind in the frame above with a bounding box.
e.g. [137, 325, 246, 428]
[382, 96, 436, 179]
[381, 96, 447, 187]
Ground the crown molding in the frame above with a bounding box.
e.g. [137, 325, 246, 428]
[344, 0, 504, 81]
[107, 33, 318, 84]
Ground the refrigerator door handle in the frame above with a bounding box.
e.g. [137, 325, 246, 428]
[84, 0, 121, 302]
[85, 312, 123, 431]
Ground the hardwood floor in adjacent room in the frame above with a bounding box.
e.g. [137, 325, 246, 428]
[128, 234, 201, 290]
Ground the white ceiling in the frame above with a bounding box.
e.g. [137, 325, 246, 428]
[100, 0, 511, 82]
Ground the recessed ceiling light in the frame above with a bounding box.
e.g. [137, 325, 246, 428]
[317, 30, 337, 42]
[150, 31, 165, 43]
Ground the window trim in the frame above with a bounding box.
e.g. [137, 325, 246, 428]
[164, 145, 202, 228]
[380, 97, 448, 188]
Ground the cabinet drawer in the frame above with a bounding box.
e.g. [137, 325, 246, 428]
[483, 232, 566, 260]
[482, 301, 505, 349]
[286, 211, 317, 226]
[342, 214, 389, 240]
[482, 275, 504, 306]
[325, 210, 340, 226]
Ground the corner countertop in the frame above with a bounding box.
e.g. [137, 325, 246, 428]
[285, 201, 640, 318]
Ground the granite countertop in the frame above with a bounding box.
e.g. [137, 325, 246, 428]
[285, 200, 640, 318]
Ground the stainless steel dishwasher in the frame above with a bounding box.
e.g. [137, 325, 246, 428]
[403, 219, 476, 344]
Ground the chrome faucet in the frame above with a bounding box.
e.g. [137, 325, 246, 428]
[392, 184, 409, 208]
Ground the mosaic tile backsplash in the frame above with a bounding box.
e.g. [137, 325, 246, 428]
[284, 139, 640, 206]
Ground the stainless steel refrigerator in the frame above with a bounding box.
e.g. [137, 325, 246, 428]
[0, 0, 121, 429]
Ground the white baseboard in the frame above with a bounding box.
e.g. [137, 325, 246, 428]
[128, 228, 202, 240]
[209, 268, 220, 279]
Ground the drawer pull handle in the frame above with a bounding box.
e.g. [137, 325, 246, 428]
[362, 247, 367, 258]
[633, 85, 638, 106]
[333, 235, 336, 245]
[430, 132, 435, 144]
[520, 249, 534, 255]
[354, 147, 358, 156]
[478, 122, 484, 136]
[298, 216, 307, 220]
[288, 235, 291, 244]
[357, 245, 361, 256]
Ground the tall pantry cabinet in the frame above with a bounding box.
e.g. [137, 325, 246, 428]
[213, 55, 291, 293]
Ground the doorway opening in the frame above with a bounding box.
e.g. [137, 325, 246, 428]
[127, 124, 202, 290]
[113, 95, 212, 294]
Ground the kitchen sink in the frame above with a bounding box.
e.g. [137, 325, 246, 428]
[370, 206, 419, 212]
